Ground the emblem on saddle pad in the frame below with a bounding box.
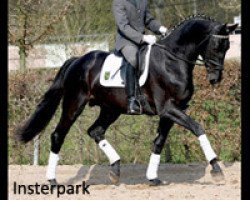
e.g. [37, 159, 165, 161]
[100, 45, 152, 87]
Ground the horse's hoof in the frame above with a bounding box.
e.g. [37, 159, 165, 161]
[48, 179, 58, 186]
[149, 179, 169, 186]
[210, 169, 225, 182]
[210, 159, 225, 181]
[109, 160, 120, 185]
[109, 170, 120, 185]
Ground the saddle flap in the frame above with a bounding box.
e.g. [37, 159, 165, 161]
[100, 45, 152, 88]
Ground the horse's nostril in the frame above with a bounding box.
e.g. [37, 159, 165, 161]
[209, 79, 217, 85]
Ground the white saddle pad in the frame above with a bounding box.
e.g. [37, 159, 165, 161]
[100, 45, 152, 87]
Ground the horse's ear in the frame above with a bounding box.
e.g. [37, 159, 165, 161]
[224, 23, 238, 34]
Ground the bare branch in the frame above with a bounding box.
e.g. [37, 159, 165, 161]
[30, 2, 73, 44]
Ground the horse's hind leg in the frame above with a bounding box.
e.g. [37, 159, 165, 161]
[46, 88, 88, 185]
[146, 117, 173, 186]
[87, 107, 121, 184]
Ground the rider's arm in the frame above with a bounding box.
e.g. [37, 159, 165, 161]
[112, 0, 143, 44]
[144, 2, 161, 34]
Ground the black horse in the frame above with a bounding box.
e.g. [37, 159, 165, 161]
[16, 15, 237, 186]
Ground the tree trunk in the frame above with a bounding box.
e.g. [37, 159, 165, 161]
[19, 45, 27, 71]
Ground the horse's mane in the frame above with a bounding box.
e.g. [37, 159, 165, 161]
[169, 14, 217, 33]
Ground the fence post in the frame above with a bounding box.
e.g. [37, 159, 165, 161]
[165, 140, 172, 163]
[33, 135, 40, 165]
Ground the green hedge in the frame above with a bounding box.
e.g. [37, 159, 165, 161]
[9, 59, 241, 165]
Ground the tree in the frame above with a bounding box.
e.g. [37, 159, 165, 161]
[218, 0, 240, 12]
[60, 0, 115, 37]
[8, 0, 72, 70]
[8, 0, 241, 69]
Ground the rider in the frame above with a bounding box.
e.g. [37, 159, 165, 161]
[112, 0, 168, 114]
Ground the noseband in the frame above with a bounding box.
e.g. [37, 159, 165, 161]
[155, 34, 229, 70]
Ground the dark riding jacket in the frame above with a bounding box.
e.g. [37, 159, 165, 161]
[112, 0, 162, 51]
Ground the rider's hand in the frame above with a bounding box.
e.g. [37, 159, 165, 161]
[142, 35, 157, 45]
[159, 26, 168, 36]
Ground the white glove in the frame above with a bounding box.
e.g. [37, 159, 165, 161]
[159, 26, 168, 36]
[142, 35, 157, 45]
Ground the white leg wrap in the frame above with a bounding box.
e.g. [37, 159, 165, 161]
[198, 134, 217, 162]
[46, 152, 59, 180]
[146, 153, 161, 180]
[98, 139, 120, 164]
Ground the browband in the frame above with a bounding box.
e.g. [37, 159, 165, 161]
[212, 35, 229, 39]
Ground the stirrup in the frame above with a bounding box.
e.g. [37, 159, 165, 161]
[127, 97, 142, 115]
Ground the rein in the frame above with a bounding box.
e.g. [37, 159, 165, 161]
[154, 43, 205, 66]
[154, 34, 229, 68]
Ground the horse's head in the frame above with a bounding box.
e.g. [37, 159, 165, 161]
[158, 16, 238, 85]
[200, 23, 238, 85]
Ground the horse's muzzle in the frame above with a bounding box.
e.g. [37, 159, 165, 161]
[208, 71, 222, 85]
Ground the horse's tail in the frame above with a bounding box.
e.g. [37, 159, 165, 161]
[15, 57, 78, 143]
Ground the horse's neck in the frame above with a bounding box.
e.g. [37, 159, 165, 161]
[161, 36, 200, 64]
[159, 29, 207, 84]
[161, 20, 212, 62]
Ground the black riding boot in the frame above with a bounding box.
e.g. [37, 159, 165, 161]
[125, 62, 141, 115]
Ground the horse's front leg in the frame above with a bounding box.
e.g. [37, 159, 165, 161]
[159, 101, 224, 179]
[146, 118, 174, 186]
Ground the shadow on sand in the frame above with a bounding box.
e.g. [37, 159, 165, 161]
[62, 163, 211, 186]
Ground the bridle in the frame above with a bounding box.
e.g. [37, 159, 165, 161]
[154, 33, 229, 70]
